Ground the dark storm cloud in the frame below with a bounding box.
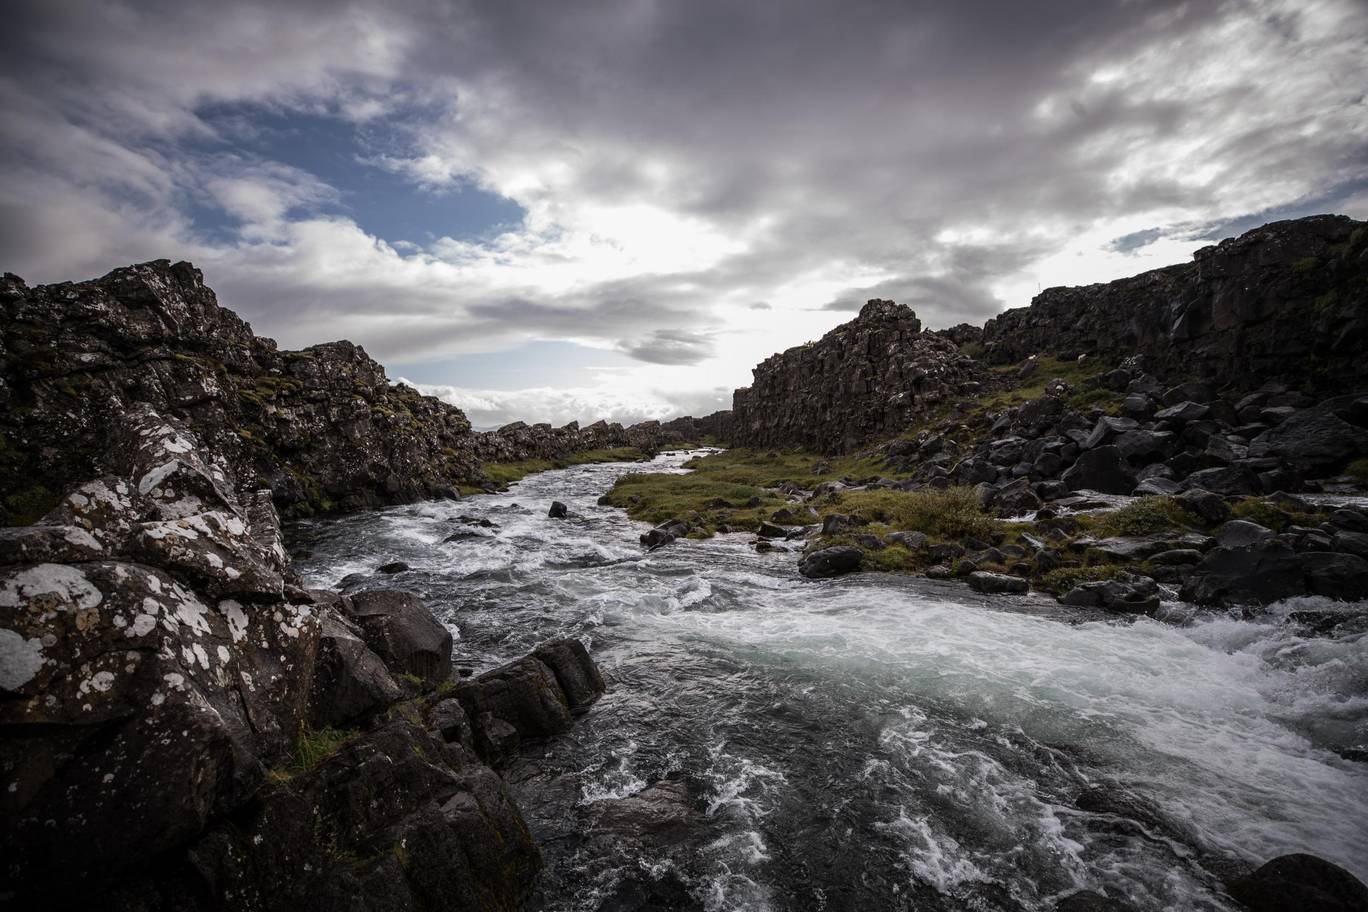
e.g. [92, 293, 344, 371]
[0, 0, 1364, 372]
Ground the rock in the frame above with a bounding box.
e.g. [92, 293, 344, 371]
[1330, 509, 1368, 533]
[345, 590, 453, 687]
[1179, 540, 1306, 605]
[1155, 400, 1210, 422]
[548, 500, 568, 518]
[855, 533, 885, 550]
[588, 778, 702, 843]
[756, 521, 788, 538]
[1082, 416, 1139, 450]
[1332, 530, 1368, 558]
[532, 638, 606, 714]
[967, 571, 1029, 594]
[1300, 552, 1368, 600]
[1059, 573, 1160, 613]
[1249, 409, 1368, 473]
[1150, 548, 1204, 565]
[1216, 520, 1275, 549]
[1055, 891, 1140, 911]
[994, 478, 1042, 516]
[453, 654, 574, 755]
[729, 299, 983, 452]
[1090, 533, 1210, 560]
[1061, 446, 1136, 494]
[1113, 428, 1174, 461]
[429, 698, 476, 749]
[799, 546, 864, 578]
[377, 560, 410, 574]
[311, 611, 404, 728]
[1183, 465, 1262, 496]
[1227, 853, 1368, 912]
[1174, 488, 1232, 525]
[1133, 477, 1181, 496]
[887, 531, 928, 550]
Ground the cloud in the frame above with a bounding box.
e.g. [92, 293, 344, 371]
[402, 379, 729, 428]
[621, 329, 716, 365]
[2, 0, 1366, 424]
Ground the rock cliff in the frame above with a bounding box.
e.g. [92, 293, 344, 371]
[0, 405, 606, 909]
[980, 215, 1368, 392]
[729, 299, 983, 453]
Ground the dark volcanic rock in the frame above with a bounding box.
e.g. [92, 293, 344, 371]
[1061, 445, 1136, 494]
[1248, 408, 1368, 473]
[979, 216, 1368, 398]
[1227, 853, 1368, 912]
[967, 571, 1029, 594]
[799, 545, 864, 578]
[730, 299, 983, 452]
[548, 500, 569, 518]
[345, 589, 454, 687]
[533, 637, 607, 715]
[1059, 573, 1161, 613]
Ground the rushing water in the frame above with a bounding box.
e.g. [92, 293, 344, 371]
[292, 452, 1368, 912]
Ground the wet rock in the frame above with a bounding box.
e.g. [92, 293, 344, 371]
[1090, 533, 1210, 560]
[967, 571, 1029, 594]
[799, 545, 864, 579]
[1180, 540, 1306, 605]
[1061, 446, 1136, 495]
[1133, 477, 1181, 496]
[1227, 853, 1368, 912]
[377, 560, 410, 574]
[1059, 573, 1160, 613]
[343, 590, 452, 687]
[756, 520, 788, 538]
[1300, 552, 1368, 600]
[429, 698, 477, 750]
[1055, 891, 1140, 912]
[453, 653, 578, 757]
[548, 500, 568, 518]
[532, 638, 606, 715]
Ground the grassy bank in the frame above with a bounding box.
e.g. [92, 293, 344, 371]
[601, 448, 1331, 592]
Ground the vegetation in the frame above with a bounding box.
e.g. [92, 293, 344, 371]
[292, 722, 356, 774]
[1092, 496, 1200, 537]
[474, 447, 652, 491]
[1347, 457, 1368, 485]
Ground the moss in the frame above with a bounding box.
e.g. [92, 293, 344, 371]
[481, 447, 649, 487]
[1037, 563, 1137, 595]
[1292, 256, 1320, 274]
[1346, 458, 1368, 485]
[3, 484, 59, 527]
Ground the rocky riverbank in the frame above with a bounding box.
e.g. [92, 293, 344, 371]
[0, 403, 616, 909]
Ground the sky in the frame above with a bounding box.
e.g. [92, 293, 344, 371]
[2, 1, 1366, 428]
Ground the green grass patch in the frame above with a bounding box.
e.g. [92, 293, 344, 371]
[1093, 496, 1200, 537]
[1037, 563, 1140, 595]
[482, 447, 650, 487]
[293, 722, 356, 773]
[1347, 458, 1368, 485]
[830, 487, 1001, 540]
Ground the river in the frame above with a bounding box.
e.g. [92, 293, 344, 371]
[291, 451, 1368, 912]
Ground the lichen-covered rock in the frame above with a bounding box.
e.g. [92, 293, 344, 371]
[344, 589, 453, 687]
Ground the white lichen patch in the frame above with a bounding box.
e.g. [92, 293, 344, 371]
[78, 670, 116, 696]
[220, 600, 249, 643]
[138, 460, 182, 496]
[0, 629, 46, 690]
[0, 564, 103, 612]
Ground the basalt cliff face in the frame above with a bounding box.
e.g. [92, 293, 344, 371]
[726, 215, 1367, 456]
[729, 299, 983, 453]
[979, 215, 1368, 389]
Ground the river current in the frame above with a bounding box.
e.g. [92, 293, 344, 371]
[291, 451, 1368, 912]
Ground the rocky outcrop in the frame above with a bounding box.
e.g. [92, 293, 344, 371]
[0, 405, 606, 909]
[0, 261, 481, 524]
[980, 216, 1368, 395]
[730, 299, 983, 453]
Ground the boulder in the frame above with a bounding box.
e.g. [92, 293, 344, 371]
[1183, 466, 1262, 496]
[886, 531, 929, 550]
[453, 654, 574, 752]
[1227, 853, 1368, 912]
[345, 590, 453, 687]
[1179, 540, 1306, 605]
[1300, 552, 1368, 600]
[548, 500, 568, 518]
[1175, 488, 1233, 524]
[799, 546, 864, 579]
[1249, 409, 1368, 472]
[533, 638, 606, 714]
[1215, 520, 1275, 549]
[311, 611, 404, 728]
[1059, 573, 1160, 613]
[1061, 446, 1136, 494]
[756, 521, 788, 538]
[994, 478, 1042, 516]
[967, 571, 1029, 594]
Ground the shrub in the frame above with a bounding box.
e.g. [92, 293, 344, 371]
[833, 487, 1000, 540]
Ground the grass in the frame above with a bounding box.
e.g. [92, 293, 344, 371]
[292, 722, 356, 773]
[1229, 496, 1327, 532]
[1037, 563, 1147, 596]
[478, 447, 652, 489]
[1347, 457, 1368, 485]
[832, 487, 1002, 541]
[1091, 496, 1201, 537]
